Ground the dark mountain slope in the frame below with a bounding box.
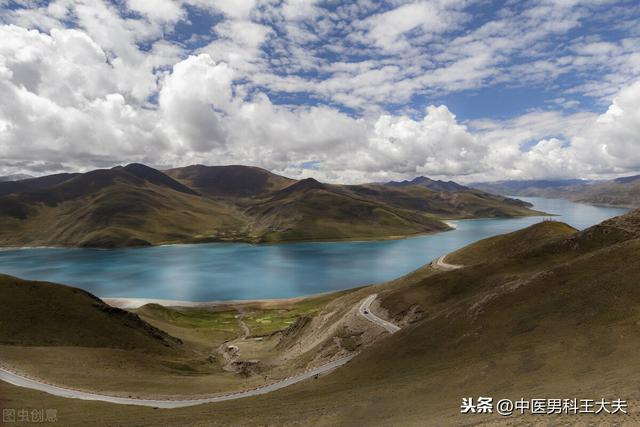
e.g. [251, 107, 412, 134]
[166, 164, 295, 197]
[614, 174, 640, 184]
[0, 165, 248, 247]
[38, 164, 197, 204]
[0, 165, 195, 210]
[387, 176, 469, 192]
[269, 177, 325, 197]
[351, 183, 536, 217]
[0, 173, 79, 197]
[121, 163, 198, 195]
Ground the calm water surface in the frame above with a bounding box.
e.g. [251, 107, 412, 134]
[0, 197, 629, 301]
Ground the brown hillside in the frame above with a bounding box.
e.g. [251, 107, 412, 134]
[0, 274, 181, 352]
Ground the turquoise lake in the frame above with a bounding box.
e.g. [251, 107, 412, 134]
[0, 197, 629, 301]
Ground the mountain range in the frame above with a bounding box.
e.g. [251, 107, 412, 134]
[385, 176, 470, 192]
[473, 175, 640, 207]
[0, 174, 33, 182]
[0, 164, 540, 248]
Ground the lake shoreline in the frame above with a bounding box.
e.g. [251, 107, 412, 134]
[0, 198, 627, 302]
[104, 288, 347, 309]
[0, 212, 549, 250]
[0, 230, 447, 250]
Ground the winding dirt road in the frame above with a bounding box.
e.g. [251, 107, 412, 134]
[433, 255, 464, 271]
[0, 355, 355, 408]
[0, 295, 398, 408]
[358, 294, 400, 333]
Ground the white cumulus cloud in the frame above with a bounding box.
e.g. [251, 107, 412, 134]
[0, 0, 639, 182]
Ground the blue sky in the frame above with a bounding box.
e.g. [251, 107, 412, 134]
[0, 0, 639, 182]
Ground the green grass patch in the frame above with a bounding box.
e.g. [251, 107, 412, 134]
[136, 304, 239, 332]
[244, 290, 353, 336]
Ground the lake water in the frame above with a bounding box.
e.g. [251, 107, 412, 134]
[0, 197, 629, 301]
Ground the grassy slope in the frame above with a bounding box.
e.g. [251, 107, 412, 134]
[446, 219, 577, 265]
[3, 210, 640, 425]
[356, 212, 640, 425]
[245, 179, 452, 242]
[0, 274, 260, 395]
[239, 291, 352, 336]
[134, 304, 242, 349]
[0, 274, 181, 352]
[0, 276, 361, 397]
[134, 294, 342, 343]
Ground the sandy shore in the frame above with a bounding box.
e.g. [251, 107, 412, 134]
[104, 291, 335, 309]
[444, 220, 458, 229]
